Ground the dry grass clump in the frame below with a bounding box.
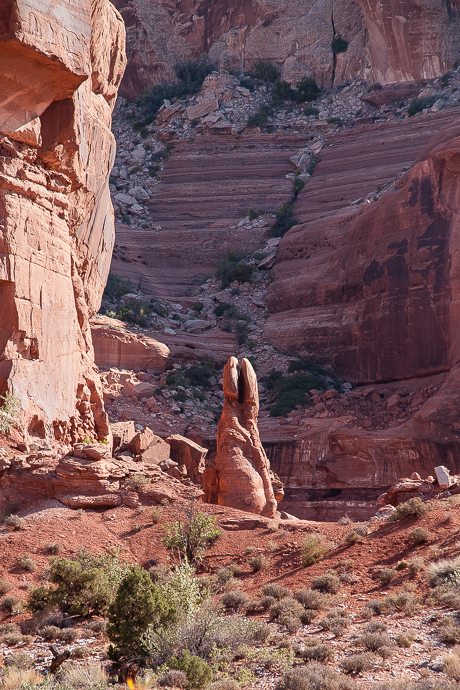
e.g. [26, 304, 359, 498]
[360, 589, 420, 618]
[311, 571, 340, 594]
[157, 669, 188, 687]
[394, 497, 430, 520]
[407, 556, 425, 577]
[426, 557, 460, 587]
[0, 595, 22, 613]
[270, 596, 308, 633]
[248, 554, 270, 572]
[443, 646, 460, 681]
[340, 652, 378, 674]
[4, 515, 25, 530]
[0, 668, 43, 690]
[45, 542, 62, 555]
[358, 631, 393, 658]
[220, 590, 250, 612]
[396, 629, 417, 647]
[301, 534, 334, 567]
[407, 526, 432, 544]
[300, 642, 334, 662]
[0, 624, 23, 647]
[18, 554, 36, 572]
[4, 651, 32, 669]
[276, 661, 355, 690]
[151, 506, 162, 524]
[210, 680, 240, 690]
[379, 567, 397, 585]
[374, 680, 457, 689]
[59, 660, 108, 687]
[0, 579, 13, 596]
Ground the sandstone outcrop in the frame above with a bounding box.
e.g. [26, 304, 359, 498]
[112, 0, 367, 100]
[204, 356, 281, 518]
[0, 1, 126, 443]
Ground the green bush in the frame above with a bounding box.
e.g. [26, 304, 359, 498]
[273, 79, 296, 101]
[107, 565, 176, 661]
[268, 372, 323, 417]
[408, 96, 437, 116]
[276, 662, 354, 690]
[220, 590, 250, 612]
[0, 392, 21, 435]
[216, 251, 255, 289]
[248, 554, 269, 572]
[305, 106, 319, 116]
[394, 497, 429, 520]
[301, 534, 333, 567]
[167, 649, 212, 689]
[162, 503, 221, 563]
[341, 652, 377, 674]
[184, 364, 214, 387]
[28, 549, 129, 617]
[192, 302, 204, 313]
[294, 588, 328, 610]
[295, 77, 320, 102]
[311, 572, 340, 594]
[251, 59, 280, 83]
[331, 36, 349, 54]
[269, 202, 297, 238]
[102, 272, 135, 301]
[247, 105, 271, 128]
[263, 583, 290, 600]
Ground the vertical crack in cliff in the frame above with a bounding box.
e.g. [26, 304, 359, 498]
[331, 0, 337, 87]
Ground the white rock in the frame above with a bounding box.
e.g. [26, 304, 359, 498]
[435, 465, 451, 489]
[131, 186, 150, 201]
[115, 192, 136, 206]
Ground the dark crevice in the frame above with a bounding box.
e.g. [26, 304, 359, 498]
[331, 0, 337, 87]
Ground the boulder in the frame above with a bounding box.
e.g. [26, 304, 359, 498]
[111, 421, 136, 451]
[203, 356, 281, 518]
[435, 465, 451, 489]
[166, 435, 207, 485]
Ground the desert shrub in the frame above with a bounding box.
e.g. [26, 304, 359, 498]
[158, 669, 188, 687]
[374, 681, 457, 690]
[248, 554, 269, 572]
[184, 363, 214, 387]
[408, 526, 432, 544]
[394, 497, 429, 520]
[1, 595, 22, 613]
[40, 624, 61, 640]
[0, 668, 43, 690]
[0, 624, 23, 646]
[220, 590, 250, 612]
[358, 632, 392, 653]
[4, 515, 25, 530]
[45, 542, 62, 555]
[0, 579, 13, 595]
[295, 77, 320, 102]
[151, 507, 162, 524]
[192, 301, 204, 313]
[438, 616, 460, 645]
[294, 588, 328, 609]
[210, 681, 239, 690]
[396, 629, 417, 647]
[431, 587, 460, 609]
[300, 643, 334, 662]
[276, 661, 355, 690]
[279, 614, 302, 633]
[272, 79, 296, 101]
[269, 203, 297, 239]
[341, 652, 377, 674]
[408, 556, 425, 577]
[319, 609, 350, 637]
[102, 272, 135, 301]
[268, 371, 326, 417]
[216, 251, 255, 289]
[365, 620, 387, 633]
[4, 651, 32, 669]
[331, 36, 349, 54]
[379, 567, 397, 585]
[18, 554, 36, 572]
[0, 391, 21, 435]
[311, 572, 340, 594]
[427, 557, 460, 587]
[125, 473, 150, 491]
[408, 96, 437, 116]
[168, 649, 213, 689]
[304, 106, 319, 116]
[301, 534, 333, 567]
[260, 595, 276, 610]
[28, 548, 129, 617]
[162, 503, 221, 563]
[345, 530, 361, 545]
[247, 105, 271, 128]
[251, 59, 280, 83]
[216, 567, 234, 583]
[263, 583, 290, 600]
[443, 647, 460, 681]
[271, 597, 305, 621]
[363, 590, 420, 617]
[107, 564, 176, 661]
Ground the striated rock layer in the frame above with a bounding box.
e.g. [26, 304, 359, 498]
[113, 0, 460, 100]
[204, 356, 282, 518]
[0, 1, 126, 443]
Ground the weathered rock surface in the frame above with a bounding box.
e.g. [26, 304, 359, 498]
[266, 109, 459, 384]
[355, 0, 460, 84]
[0, 1, 126, 443]
[204, 356, 280, 518]
[111, 134, 303, 303]
[166, 434, 207, 485]
[112, 0, 367, 100]
[112, 0, 460, 100]
[91, 315, 170, 372]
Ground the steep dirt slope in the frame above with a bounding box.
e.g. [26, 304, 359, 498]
[111, 134, 305, 302]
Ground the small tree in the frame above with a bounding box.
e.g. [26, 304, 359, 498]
[0, 392, 21, 435]
[162, 502, 221, 564]
[107, 565, 176, 661]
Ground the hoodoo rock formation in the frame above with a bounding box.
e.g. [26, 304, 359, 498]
[0, 1, 126, 443]
[112, 0, 460, 100]
[204, 356, 282, 518]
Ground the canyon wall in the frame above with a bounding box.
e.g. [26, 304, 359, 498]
[0, 0, 126, 443]
[113, 0, 460, 101]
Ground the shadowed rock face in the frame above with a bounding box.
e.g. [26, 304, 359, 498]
[204, 356, 281, 518]
[0, 1, 126, 443]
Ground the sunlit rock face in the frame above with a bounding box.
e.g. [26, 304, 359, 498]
[0, 0, 126, 443]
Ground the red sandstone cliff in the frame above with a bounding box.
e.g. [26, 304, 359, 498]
[0, 1, 126, 443]
[112, 0, 460, 100]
